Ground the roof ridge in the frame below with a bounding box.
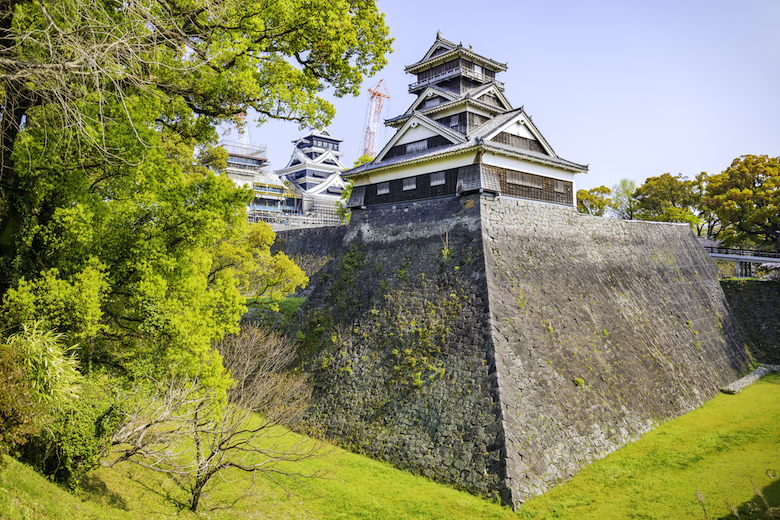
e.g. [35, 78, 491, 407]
[410, 110, 467, 143]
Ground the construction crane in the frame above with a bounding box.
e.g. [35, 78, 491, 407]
[359, 79, 390, 159]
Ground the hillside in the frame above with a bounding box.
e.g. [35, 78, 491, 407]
[2, 373, 778, 519]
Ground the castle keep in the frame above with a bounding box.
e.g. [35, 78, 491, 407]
[275, 36, 750, 508]
[346, 34, 585, 210]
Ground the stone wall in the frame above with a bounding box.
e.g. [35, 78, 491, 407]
[275, 195, 750, 508]
[480, 198, 749, 504]
[281, 196, 508, 496]
[721, 280, 780, 364]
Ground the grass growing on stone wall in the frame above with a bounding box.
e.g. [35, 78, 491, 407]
[247, 296, 307, 317]
[518, 373, 780, 520]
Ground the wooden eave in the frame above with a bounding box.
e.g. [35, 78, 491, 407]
[374, 112, 466, 163]
[384, 98, 507, 128]
[344, 140, 586, 181]
[405, 47, 507, 75]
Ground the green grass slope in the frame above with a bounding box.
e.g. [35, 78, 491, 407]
[518, 373, 780, 519]
[1, 373, 778, 520]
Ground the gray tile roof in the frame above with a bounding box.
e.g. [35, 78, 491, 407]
[467, 108, 525, 140]
[385, 89, 510, 127]
[343, 115, 587, 179]
[405, 39, 507, 73]
[411, 111, 468, 143]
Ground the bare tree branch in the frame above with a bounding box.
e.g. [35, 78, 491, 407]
[105, 325, 320, 512]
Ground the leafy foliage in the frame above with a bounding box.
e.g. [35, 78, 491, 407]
[0, 343, 42, 456]
[4, 321, 82, 406]
[577, 186, 612, 216]
[609, 178, 638, 220]
[20, 377, 120, 491]
[634, 173, 701, 225]
[0, 0, 389, 386]
[335, 180, 354, 224]
[704, 155, 780, 250]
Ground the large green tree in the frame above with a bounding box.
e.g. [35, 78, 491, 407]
[633, 173, 700, 225]
[704, 155, 780, 250]
[690, 171, 721, 239]
[0, 0, 392, 384]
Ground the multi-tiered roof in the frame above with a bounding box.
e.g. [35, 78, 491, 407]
[345, 34, 587, 209]
[276, 128, 347, 198]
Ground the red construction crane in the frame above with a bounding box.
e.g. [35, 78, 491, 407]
[359, 79, 390, 159]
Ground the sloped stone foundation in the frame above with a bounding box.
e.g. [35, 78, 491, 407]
[276, 194, 750, 507]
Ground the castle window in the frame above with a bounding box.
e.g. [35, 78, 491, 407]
[406, 140, 428, 153]
[377, 182, 389, 195]
[403, 177, 416, 191]
[554, 179, 565, 193]
[507, 170, 543, 189]
[430, 171, 445, 186]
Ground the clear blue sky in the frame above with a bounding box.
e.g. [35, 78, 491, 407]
[239, 0, 780, 191]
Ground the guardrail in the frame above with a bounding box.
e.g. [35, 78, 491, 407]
[409, 67, 504, 92]
[704, 246, 780, 259]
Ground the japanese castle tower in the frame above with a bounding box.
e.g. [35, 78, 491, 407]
[275, 128, 348, 200]
[345, 34, 587, 208]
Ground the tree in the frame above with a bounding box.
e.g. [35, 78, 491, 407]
[107, 325, 317, 512]
[0, 0, 391, 387]
[704, 155, 780, 250]
[633, 173, 700, 225]
[353, 154, 374, 167]
[0, 0, 393, 291]
[609, 179, 638, 220]
[690, 171, 721, 239]
[577, 186, 612, 216]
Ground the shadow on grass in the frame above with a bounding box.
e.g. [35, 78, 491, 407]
[80, 473, 129, 511]
[715, 476, 780, 519]
[110, 465, 190, 513]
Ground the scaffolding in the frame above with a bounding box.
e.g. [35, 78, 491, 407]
[220, 141, 268, 161]
[248, 194, 342, 230]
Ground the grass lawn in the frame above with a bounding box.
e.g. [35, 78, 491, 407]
[1, 374, 778, 519]
[517, 373, 780, 520]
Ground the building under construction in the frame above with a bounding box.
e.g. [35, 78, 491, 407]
[219, 130, 347, 230]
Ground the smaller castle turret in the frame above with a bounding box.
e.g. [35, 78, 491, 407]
[274, 128, 348, 226]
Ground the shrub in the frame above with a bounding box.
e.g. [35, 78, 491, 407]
[5, 321, 82, 406]
[20, 377, 119, 491]
[0, 343, 42, 457]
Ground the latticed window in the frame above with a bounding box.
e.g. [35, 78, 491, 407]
[406, 140, 428, 153]
[403, 177, 416, 191]
[554, 179, 565, 193]
[377, 182, 389, 195]
[430, 171, 445, 186]
[507, 170, 543, 189]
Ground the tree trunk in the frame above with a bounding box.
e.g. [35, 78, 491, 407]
[190, 476, 207, 512]
[0, 1, 38, 294]
[0, 85, 36, 293]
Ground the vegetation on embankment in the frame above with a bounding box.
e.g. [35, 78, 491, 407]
[2, 373, 779, 519]
[518, 372, 780, 519]
[0, 438, 515, 520]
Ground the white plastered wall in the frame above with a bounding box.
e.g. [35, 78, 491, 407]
[352, 152, 477, 187]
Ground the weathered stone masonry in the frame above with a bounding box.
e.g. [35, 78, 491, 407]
[276, 195, 750, 508]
